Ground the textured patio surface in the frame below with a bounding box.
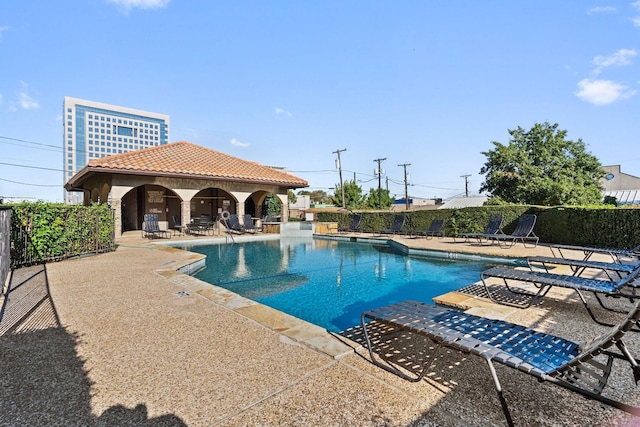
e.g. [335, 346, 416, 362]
[1, 230, 639, 426]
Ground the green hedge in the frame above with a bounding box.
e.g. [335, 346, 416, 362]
[7, 202, 116, 267]
[317, 206, 640, 249]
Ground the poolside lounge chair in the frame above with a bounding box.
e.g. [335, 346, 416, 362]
[413, 218, 445, 239]
[222, 214, 245, 234]
[361, 300, 640, 426]
[243, 214, 261, 233]
[453, 214, 504, 243]
[549, 243, 640, 264]
[379, 214, 405, 236]
[483, 214, 538, 248]
[142, 214, 170, 239]
[480, 265, 640, 326]
[527, 255, 640, 281]
[170, 215, 184, 236]
[339, 214, 362, 233]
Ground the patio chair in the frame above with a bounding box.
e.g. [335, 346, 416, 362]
[361, 300, 640, 426]
[142, 214, 170, 239]
[483, 214, 538, 248]
[186, 215, 214, 235]
[243, 214, 261, 233]
[413, 218, 445, 239]
[338, 214, 362, 233]
[453, 214, 504, 243]
[549, 243, 640, 264]
[480, 265, 640, 326]
[379, 214, 405, 236]
[170, 215, 184, 236]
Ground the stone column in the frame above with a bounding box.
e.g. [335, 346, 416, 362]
[111, 198, 122, 236]
[181, 200, 191, 230]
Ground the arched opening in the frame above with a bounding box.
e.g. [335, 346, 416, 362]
[262, 193, 283, 221]
[191, 188, 236, 220]
[121, 184, 181, 231]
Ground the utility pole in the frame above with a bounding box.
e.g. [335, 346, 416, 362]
[399, 163, 411, 210]
[373, 157, 386, 209]
[333, 148, 347, 208]
[461, 174, 471, 197]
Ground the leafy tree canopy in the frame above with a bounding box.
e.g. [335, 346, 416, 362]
[479, 122, 604, 206]
[332, 180, 365, 209]
[365, 187, 394, 209]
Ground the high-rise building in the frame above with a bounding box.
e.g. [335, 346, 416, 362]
[62, 96, 170, 203]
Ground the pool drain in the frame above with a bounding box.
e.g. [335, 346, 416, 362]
[173, 291, 190, 298]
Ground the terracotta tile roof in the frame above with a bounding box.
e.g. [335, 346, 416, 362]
[77, 141, 308, 187]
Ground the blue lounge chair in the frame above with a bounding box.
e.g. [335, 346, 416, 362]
[222, 214, 245, 234]
[414, 218, 445, 239]
[480, 265, 640, 326]
[527, 255, 640, 281]
[242, 214, 261, 233]
[454, 213, 504, 243]
[361, 300, 640, 426]
[339, 214, 362, 233]
[483, 214, 538, 248]
[549, 243, 640, 264]
[142, 214, 170, 239]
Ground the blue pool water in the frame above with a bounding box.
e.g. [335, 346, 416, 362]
[180, 238, 504, 332]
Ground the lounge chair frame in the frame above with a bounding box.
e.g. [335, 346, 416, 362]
[378, 214, 405, 236]
[339, 214, 362, 233]
[480, 266, 640, 326]
[527, 255, 639, 281]
[549, 244, 640, 264]
[242, 214, 261, 233]
[453, 214, 504, 243]
[361, 300, 640, 426]
[482, 214, 538, 248]
[414, 219, 445, 239]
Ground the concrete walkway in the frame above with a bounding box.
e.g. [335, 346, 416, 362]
[2, 231, 639, 426]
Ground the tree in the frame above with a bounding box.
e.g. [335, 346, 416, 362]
[263, 193, 281, 217]
[287, 189, 297, 205]
[365, 187, 394, 209]
[331, 180, 365, 209]
[479, 122, 604, 206]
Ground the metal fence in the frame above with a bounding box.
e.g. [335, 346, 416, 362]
[6, 206, 116, 269]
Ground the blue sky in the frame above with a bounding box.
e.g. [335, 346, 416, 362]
[1, 1, 640, 202]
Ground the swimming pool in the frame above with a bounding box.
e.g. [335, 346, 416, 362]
[179, 237, 507, 332]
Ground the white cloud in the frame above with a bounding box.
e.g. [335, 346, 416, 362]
[633, 1, 640, 26]
[107, 0, 170, 13]
[230, 138, 249, 148]
[18, 92, 39, 110]
[587, 6, 617, 14]
[274, 107, 292, 118]
[0, 26, 8, 40]
[592, 48, 637, 75]
[575, 78, 636, 105]
[8, 82, 39, 111]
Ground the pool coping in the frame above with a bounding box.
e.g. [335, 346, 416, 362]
[152, 234, 527, 359]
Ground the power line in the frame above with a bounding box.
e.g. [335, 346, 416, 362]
[0, 162, 63, 172]
[0, 177, 60, 187]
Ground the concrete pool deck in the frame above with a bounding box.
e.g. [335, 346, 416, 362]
[2, 230, 639, 426]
